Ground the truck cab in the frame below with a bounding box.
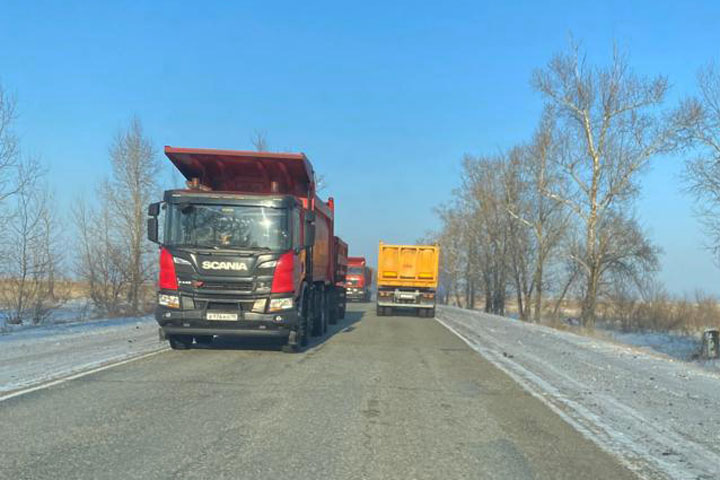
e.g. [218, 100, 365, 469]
[148, 147, 344, 351]
[346, 256, 372, 302]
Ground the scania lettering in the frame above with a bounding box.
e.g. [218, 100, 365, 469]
[147, 147, 347, 352]
[201, 261, 248, 271]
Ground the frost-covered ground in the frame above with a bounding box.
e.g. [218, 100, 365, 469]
[606, 330, 720, 372]
[1, 299, 97, 333]
[0, 313, 164, 395]
[438, 306, 720, 480]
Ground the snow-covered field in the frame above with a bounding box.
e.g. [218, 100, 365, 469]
[438, 306, 720, 480]
[0, 314, 165, 396]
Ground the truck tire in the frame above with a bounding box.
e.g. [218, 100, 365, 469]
[428, 308, 435, 318]
[321, 289, 329, 334]
[329, 289, 339, 325]
[168, 335, 192, 350]
[376, 304, 383, 316]
[311, 287, 327, 337]
[339, 304, 346, 319]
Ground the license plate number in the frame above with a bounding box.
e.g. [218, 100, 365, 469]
[400, 294, 415, 299]
[206, 313, 238, 321]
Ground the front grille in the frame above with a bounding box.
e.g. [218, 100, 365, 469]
[195, 300, 254, 311]
[201, 281, 253, 292]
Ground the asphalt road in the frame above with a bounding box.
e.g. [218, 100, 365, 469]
[0, 304, 637, 480]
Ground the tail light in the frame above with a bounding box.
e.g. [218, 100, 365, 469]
[159, 248, 178, 290]
[271, 252, 295, 293]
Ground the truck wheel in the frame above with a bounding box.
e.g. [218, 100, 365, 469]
[311, 287, 327, 337]
[321, 289, 329, 334]
[428, 308, 435, 318]
[168, 335, 192, 350]
[329, 290, 339, 325]
[339, 304, 346, 319]
[376, 305, 383, 316]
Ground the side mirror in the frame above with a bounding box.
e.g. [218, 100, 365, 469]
[147, 217, 159, 243]
[305, 223, 315, 247]
[148, 202, 161, 217]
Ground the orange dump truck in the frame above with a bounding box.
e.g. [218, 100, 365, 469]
[376, 242, 440, 317]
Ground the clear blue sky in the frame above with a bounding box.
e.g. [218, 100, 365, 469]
[1, 0, 719, 294]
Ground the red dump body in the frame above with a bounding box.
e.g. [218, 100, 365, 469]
[334, 237, 348, 286]
[164, 146, 340, 285]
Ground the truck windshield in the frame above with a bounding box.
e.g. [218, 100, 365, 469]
[348, 267, 365, 275]
[164, 203, 289, 250]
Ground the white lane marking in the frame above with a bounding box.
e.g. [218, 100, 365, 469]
[0, 348, 169, 403]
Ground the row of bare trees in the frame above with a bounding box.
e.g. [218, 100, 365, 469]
[0, 79, 161, 324]
[432, 41, 720, 328]
[0, 85, 63, 325]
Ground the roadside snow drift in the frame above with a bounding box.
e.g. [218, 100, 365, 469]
[438, 306, 720, 480]
[0, 316, 165, 395]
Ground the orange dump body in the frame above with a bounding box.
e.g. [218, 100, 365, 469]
[377, 243, 439, 289]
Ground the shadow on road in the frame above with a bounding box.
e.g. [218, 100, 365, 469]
[192, 308, 366, 353]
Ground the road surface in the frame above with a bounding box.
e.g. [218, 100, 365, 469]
[0, 304, 636, 479]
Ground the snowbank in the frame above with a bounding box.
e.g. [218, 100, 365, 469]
[438, 306, 720, 480]
[0, 314, 164, 395]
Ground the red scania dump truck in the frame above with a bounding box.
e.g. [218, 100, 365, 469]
[146, 147, 347, 352]
[346, 256, 373, 302]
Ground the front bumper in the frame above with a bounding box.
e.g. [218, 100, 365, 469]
[156, 306, 298, 339]
[346, 288, 368, 300]
[376, 301, 435, 309]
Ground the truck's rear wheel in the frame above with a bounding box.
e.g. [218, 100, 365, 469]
[428, 308, 435, 318]
[376, 305, 383, 316]
[321, 289, 329, 334]
[329, 290, 339, 325]
[168, 335, 193, 350]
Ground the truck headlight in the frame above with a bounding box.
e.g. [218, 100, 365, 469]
[158, 294, 180, 309]
[268, 297, 293, 312]
[252, 299, 267, 313]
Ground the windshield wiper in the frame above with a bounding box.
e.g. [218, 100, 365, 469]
[172, 244, 220, 250]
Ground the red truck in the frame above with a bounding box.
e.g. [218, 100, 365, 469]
[146, 147, 347, 352]
[346, 256, 373, 302]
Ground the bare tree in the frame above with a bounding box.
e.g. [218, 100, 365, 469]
[460, 154, 511, 315]
[0, 85, 57, 325]
[431, 205, 467, 306]
[105, 117, 160, 314]
[73, 199, 128, 315]
[0, 83, 20, 207]
[250, 129, 269, 152]
[532, 41, 672, 327]
[0, 167, 59, 325]
[504, 110, 569, 321]
[674, 63, 720, 263]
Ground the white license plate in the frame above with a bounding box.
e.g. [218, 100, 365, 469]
[206, 313, 238, 321]
[400, 294, 415, 300]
